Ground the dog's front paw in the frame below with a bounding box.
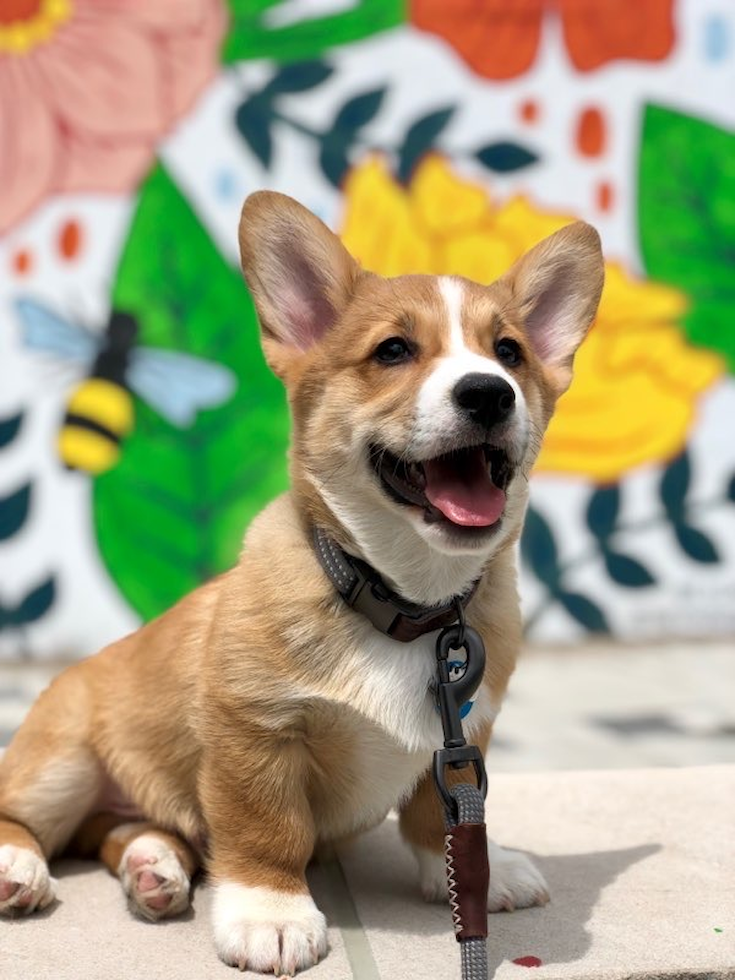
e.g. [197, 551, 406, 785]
[0, 844, 56, 914]
[486, 840, 549, 911]
[212, 882, 328, 975]
[412, 840, 549, 912]
[119, 833, 191, 920]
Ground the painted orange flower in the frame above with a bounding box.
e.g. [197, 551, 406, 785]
[411, 0, 676, 80]
[0, 0, 227, 233]
[340, 155, 724, 482]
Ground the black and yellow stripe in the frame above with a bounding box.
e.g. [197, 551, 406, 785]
[58, 379, 134, 475]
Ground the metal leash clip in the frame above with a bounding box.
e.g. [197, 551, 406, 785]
[432, 621, 488, 817]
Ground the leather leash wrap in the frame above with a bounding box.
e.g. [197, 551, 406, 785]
[445, 821, 490, 940]
[446, 784, 490, 979]
[313, 527, 479, 643]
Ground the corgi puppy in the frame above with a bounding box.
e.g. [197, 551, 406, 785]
[0, 193, 603, 974]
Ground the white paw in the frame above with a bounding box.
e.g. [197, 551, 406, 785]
[212, 881, 328, 975]
[486, 840, 549, 911]
[0, 844, 56, 914]
[119, 833, 191, 921]
[412, 840, 549, 911]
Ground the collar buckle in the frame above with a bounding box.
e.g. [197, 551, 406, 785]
[346, 563, 400, 635]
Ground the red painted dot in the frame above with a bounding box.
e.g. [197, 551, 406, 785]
[519, 99, 540, 124]
[596, 181, 614, 212]
[576, 106, 607, 157]
[513, 956, 543, 968]
[58, 219, 83, 260]
[12, 249, 33, 275]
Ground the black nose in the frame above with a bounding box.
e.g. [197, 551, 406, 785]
[452, 373, 516, 429]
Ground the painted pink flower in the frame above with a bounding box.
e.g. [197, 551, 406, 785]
[0, 0, 227, 233]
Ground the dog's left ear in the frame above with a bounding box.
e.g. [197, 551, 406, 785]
[502, 221, 604, 386]
[239, 192, 361, 377]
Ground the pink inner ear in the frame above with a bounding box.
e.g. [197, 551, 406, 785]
[277, 247, 338, 352]
[281, 287, 321, 352]
[525, 275, 576, 364]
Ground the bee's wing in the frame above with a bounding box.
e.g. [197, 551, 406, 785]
[15, 298, 96, 364]
[127, 349, 237, 427]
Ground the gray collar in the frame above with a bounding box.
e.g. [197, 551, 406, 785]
[313, 527, 479, 643]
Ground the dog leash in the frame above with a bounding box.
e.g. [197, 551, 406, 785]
[433, 607, 490, 980]
[314, 528, 490, 980]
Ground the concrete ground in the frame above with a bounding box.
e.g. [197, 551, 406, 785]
[1, 640, 734, 979]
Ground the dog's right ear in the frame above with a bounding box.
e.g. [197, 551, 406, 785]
[239, 192, 361, 378]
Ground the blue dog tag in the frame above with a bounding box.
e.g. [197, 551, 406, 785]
[447, 659, 474, 719]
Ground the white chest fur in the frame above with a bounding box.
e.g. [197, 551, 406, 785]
[310, 619, 499, 839]
[331, 619, 499, 753]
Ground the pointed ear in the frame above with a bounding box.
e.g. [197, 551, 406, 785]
[503, 221, 604, 378]
[239, 192, 361, 375]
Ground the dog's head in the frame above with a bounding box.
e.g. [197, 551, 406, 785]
[239, 192, 603, 603]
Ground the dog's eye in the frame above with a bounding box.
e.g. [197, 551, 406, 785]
[374, 337, 413, 364]
[495, 337, 523, 367]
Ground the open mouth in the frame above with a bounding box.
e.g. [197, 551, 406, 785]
[369, 443, 514, 530]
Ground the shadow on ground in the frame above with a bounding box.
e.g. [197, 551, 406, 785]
[333, 828, 660, 977]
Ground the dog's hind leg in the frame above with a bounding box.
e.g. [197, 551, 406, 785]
[0, 663, 101, 915]
[74, 814, 198, 920]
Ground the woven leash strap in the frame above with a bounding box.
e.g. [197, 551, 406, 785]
[445, 782, 489, 980]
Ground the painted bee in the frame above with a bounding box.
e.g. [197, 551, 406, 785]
[17, 298, 237, 475]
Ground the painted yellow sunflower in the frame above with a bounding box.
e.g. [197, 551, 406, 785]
[339, 155, 724, 482]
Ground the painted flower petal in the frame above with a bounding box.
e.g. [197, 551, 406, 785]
[57, 132, 155, 196]
[82, 0, 216, 30]
[412, 0, 543, 80]
[561, 0, 676, 72]
[536, 284, 724, 481]
[37, 14, 166, 137]
[601, 263, 688, 324]
[442, 232, 514, 284]
[0, 64, 57, 233]
[155, 1, 228, 119]
[341, 157, 434, 276]
[494, 196, 570, 258]
[410, 156, 488, 235]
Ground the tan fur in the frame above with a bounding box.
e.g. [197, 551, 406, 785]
[0, 192, 603, 969]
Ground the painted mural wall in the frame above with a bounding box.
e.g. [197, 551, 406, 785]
[0, 0, 733, 659]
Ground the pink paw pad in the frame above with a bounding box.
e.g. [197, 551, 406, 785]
[0, 879, 21, 902]
[135, 869, 171, 910]
[120, 837, 190, 920]
[0, 846, 55, 914]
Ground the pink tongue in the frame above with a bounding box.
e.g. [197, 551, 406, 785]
[424, 449, 505, 527]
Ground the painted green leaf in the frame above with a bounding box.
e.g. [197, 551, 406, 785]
[1, 575, 56, 629]
[639, 104, 735, 371]
[264, 60, 334, 95]
[319, 134, 351, 189]
[673, 522, 719, 564]
[397, 106, 455, 184]
[0, 484, 31, 540]
[604, 551, 655, 588]
[475, 142, 539, 173]
[660, 450, 690, 517]
[586, 485, 619, 540]
[0, 411, 23, 449]
[235, 97, 273, 167]
[94, 165, 290, 621]
[333, 88, 387, 132]
[520, 506, 559, 587]
[559, 591, 610, 633]
[223, 0, 404, 64]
